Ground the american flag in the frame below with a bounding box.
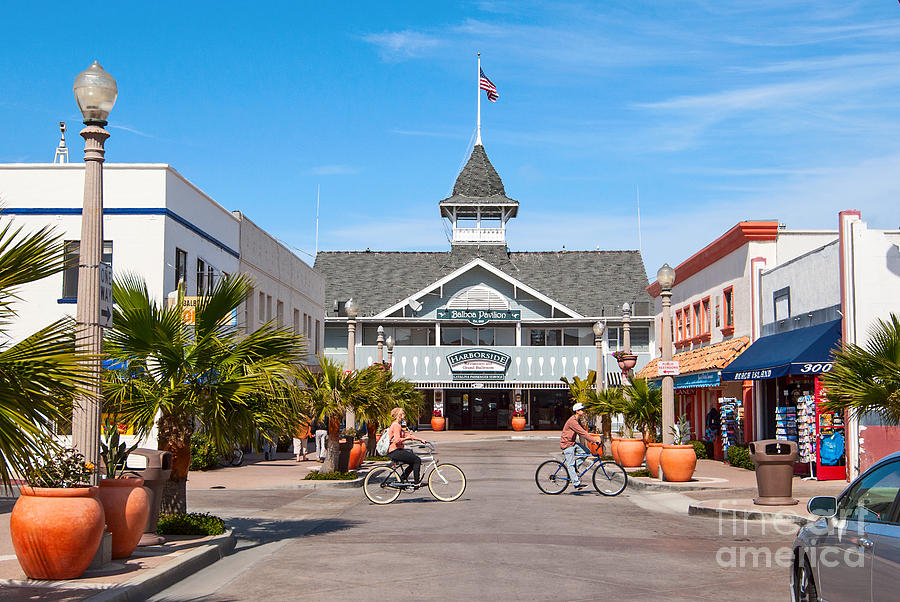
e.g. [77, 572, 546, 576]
[479, 68, 498, 102]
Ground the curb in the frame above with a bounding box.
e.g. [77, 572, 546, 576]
[627, 477, 734, 492]
[688, 504, 812, 526]
[85, 529, 236, 601]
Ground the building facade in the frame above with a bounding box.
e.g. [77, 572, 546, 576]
[316, 144, 654, 429]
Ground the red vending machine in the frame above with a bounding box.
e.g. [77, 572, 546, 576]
[814, 378, 847, 480]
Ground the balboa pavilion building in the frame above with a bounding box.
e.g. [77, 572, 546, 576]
[315, 143, 654, 429]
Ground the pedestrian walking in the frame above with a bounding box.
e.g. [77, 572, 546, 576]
[262, 431, 278, 461]
[293, 417, 311, 461]
[314, 418, 328, 463]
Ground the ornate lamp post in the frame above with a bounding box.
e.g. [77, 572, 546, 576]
[622, 302, 631, 355]
[657, 263, 677, 444]
[592, 320, 607, 450]
[386, 335, 394, 371]
[71, 61, 117, 482]
[345, 298, 359, 429]
[376, 325, 385, 364]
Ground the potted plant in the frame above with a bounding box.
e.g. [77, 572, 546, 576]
[612, 349, 638, 372]
[660, 414, 698, 482]
[98, 418, 150, 559]
[511, 409, 526, 431]
[11, 449, 106, 579]
[616, 424, 646, 468]
[431, 409, 445, 431]
[344, 427, 365, 470]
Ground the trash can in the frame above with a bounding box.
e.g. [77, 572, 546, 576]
[338, 438, 352, 472]
[749, 439, 799, 506]
[125, 448, 173, 545]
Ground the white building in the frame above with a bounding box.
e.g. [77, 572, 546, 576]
[0, 162, 325, 444]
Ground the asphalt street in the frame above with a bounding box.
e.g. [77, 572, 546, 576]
[150, 439, 797, 601]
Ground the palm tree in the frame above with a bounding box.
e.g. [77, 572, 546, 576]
[104, 274, 307, 512]
[562, 371, 618, 446]
[621, 378, 662, 441]
[296, 357, 384, 473]
[361, 365, 423, 455]
[0, 219, 89, 488]
[821, 314, 900, 424]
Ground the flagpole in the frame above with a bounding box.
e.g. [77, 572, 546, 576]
[476, 52, 482, 145]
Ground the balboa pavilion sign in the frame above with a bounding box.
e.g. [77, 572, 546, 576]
[446, 349, 511, 381]
[436, 308, 520, 326]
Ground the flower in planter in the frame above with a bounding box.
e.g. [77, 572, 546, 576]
[24, 448, 97, 488]
[611, 350, 637, 361]
[512, 409, 526, 418]
[432, 409, 442, 417]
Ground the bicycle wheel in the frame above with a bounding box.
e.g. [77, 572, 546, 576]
[428, 463, 466, 502]
[229, 448, 244, 466]
[535, 460, 569, 494]
[592, 461, 627, 496]
[363, 466, 402, 504]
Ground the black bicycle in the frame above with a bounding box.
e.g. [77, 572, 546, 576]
[535, 448, 627, 496]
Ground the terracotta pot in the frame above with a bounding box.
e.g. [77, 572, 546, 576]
[99, 477, 151, 559]
[10, 486, 105, 579]
[431, 416, 445, 431]
[348, 440, 365, 470]
[587, 439, 604, 457]
[645, 443, 664, 478]
[660, 445, 698, 482]
[616, 355, 638, 371]
[617, 438, 646, 467]
[511, 416, 526, 431]
[611, 438, 622, 464]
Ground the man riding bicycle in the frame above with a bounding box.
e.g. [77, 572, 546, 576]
[560, 403, 602, 490]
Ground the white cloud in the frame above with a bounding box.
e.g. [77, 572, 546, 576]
[304, 165, 360, 176]
[363, 30, 440, 60]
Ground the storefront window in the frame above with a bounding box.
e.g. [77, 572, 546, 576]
[563, 328, 579, 346]
[363, 325, 435, 345]
[529, 328, 546, 346]
[441, 327, 461, 345]
[460, 327, 477, 346]
[478, 328, 494, 346]
[494, 327, 515, 345]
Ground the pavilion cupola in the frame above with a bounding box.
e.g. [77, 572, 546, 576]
[439, 144, 518, 247]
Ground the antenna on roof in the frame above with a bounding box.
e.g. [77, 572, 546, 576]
[53, 122, 68, 164]
[314, 184, 320, 258]
[636, 184, 643, 256]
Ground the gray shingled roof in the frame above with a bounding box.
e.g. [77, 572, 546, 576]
[314, 246, 651, 318]
[439, 145, 518, 217]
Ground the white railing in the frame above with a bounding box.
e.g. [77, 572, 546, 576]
[452, 227, 505, 244]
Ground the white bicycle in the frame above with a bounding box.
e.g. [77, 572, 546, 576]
[363, 441, 466, 504]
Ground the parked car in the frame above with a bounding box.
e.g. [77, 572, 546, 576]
[792, 451, 900, 601]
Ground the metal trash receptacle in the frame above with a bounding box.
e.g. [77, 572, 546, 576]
[126, 448, 173, 545]
[749, 439, 799, 506]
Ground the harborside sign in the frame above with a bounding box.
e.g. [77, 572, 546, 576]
[447, 349, 511, 381]
[436, 308, 520, 326]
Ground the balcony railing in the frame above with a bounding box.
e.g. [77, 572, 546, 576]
[452, 227, 505, 244]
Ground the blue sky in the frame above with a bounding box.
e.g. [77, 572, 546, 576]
[3, 1, 900, 277]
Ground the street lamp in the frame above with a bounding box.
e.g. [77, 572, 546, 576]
[657, 263, 676, 444]
[592, 320, 607, 451]
[385, 336, 394, 372]
[376, 325, 385, 364]
[71, 61, 117, 482]
[622, 302, 631, 355]
[345, 298, 359, 429]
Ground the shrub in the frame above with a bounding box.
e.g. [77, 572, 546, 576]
[157, 512, 226, 536]
[304, 470, 357, 480]
[629, 468, 652, 477]
[727, 445, 755, 471]
[189, 434, 219, 471]
[25, 448, 95, 488]
[689, 440, 711, 460]
[367, 455, 390, 461]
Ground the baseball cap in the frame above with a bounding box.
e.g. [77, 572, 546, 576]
[572, 403, 584, 412]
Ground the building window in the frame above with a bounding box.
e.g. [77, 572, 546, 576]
[702, 297, 711, 334]
[715, 296, 721, 327]
[196, 259, 206, 295]
[293, 309, 300, 335]
[258, 292, 265, 322]
[62, 240, 113, 299]
[174, 248, 187, 289]
[607, 326, 621, 351]
[528, 328, 567, 346]
[307, 315, 312, 340]
[774, 287, 790, 322]
[315, 320, 320, 352]
[683, 307, 692, 341]
[693, 302, 701, 337]
[266, 295, 272, 322]
[675, 310, 683, 342]
[723, 286, 734, 330]
[276, 301, 284, 326]
[631, 327, 650, 352]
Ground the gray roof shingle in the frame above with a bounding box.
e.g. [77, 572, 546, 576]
[314, 246, 651, 318]
[439, 145, 519, 215]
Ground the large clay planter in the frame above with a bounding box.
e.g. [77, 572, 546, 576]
[99, 477, 151, 559]
[431, 416, 445, 431]
[616, 354, 638, 371]
[586, 439, 604, 457]
[10, 486, 105, 579]
[660, 445, 698, 482]
[645, 443, 664, 478]
[348, 440, 365, 470]
[617, 438, 647, 468]
[611, 438, 622, 464]
[511, 416, 526, 431]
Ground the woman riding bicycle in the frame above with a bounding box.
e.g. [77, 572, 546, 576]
[388, 407, 427, 487]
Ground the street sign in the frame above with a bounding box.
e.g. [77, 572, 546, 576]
[98, 262, 113, 328]
[657, 360, 680, 376]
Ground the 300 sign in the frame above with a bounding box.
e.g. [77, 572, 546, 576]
[798, 363, 832, 374]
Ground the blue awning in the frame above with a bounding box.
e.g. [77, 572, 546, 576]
[721, 320, 841, 381]
[648, 370, 721, 390]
